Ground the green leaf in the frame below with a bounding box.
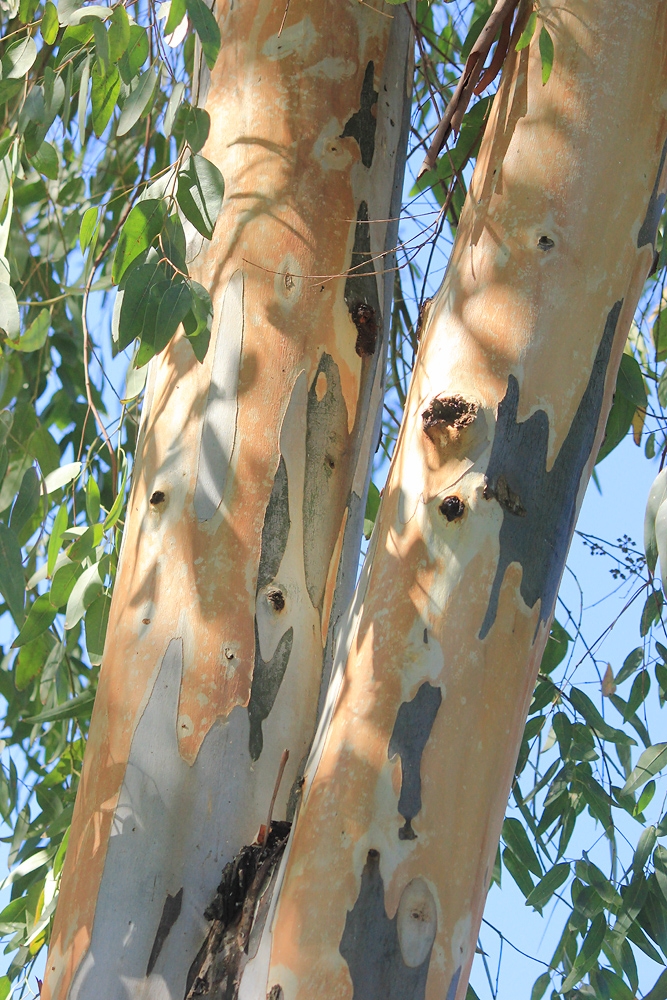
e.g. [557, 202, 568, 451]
[177, 154, 224, 240]
[108, 3, 130, 61]
[103, 453, 128, 530]
[633, 825, 657, 873]
[112, 201, 167, 284]
[42, 461, 82, 495]
[15, 632, 52, 690]
[561, 913, 606, 991]
[616, 647, 643, 685]
[11, 595, 56, 648]
[640, 589, 663, 637]
[530, 972, 550, 1000]
[182, 280, 213, 358]
[540, 619, 571, 674]
[79, 207, 99, 251]
[502, 846, 534, 898]
[65, 561, 104, 629]
[123, 345, 149, 402]
[41, 2, 59, 43]
[0, 525, 24, 625]
[19, 0, 39, 23]
[163, 80, 185, 137]
[26, 688, 95, 723]
[516, 11, 537, 51]
[85, 592, 111, 665]
[30, 140, 59, 180]
[10, 307, 50, 353]
[622, 743, 667, 796]
[645, 470, 667, 573]
[503, 817, 542, 876]
[183, 105, 210, 152]
[617, 353, 648, 408]
[525, 862, 570, 911]
[575, 858, 622, 906]
[635, 779, 655, 817]
[164, 0, 186, 34]
[86, 474, 101, 524]
[92, 18, 109, 72]
[538, 26, 554, 85]
[626, 669, 650, 717]
[597, 390, 635, 464]
[569, 687, 636, 745]
[185, 0, 220, 70]
[10, 467, 40, 536]
[364, 481, 381, 539]
[135, 279, 192, 368]
[49, 561, 79, 608]
[117, 64, 157, 137]
[120, 23, 148, 81]
[90, 62, 120, 138]
[47, 503, 68, 577]
[2, 37, 38, 78]
[0, 285, 20, 340]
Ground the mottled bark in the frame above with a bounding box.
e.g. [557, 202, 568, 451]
[238, 4, 667, 999]
[42, 3, 412, 997]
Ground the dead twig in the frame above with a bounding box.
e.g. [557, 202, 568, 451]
[417, 0, 520, 178]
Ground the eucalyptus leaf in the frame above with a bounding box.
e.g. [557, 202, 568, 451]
[11, 595, 56, 648]
[9, 467, 40, 536]
[176, 154, 224, 240]
[112, 201, 167, 285]
[622, 744, 667, 796]
[64, 561, 104, 629]
[185, 0, 220, 70]
[91, 62, 120, 138]
[0, 525, 24, 625]
[117, 64, 157, 137]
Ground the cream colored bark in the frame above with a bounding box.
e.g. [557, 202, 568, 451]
[42, 3, 412, 997]
[238, 4, 667, 999]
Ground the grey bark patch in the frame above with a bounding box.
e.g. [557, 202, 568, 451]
[344, 202, 382, 356]
[248, 625, 293, 761]
[479, 300, 621, 639]
[194, 270, 244, 521]
[340, 60, 377, 168]
[638, 135, 667, 249]
[256, 457, 290, 593]
[446, 967, 462, 1000]
[147, 888, 183, 976]
[302, 353, 349, 612]
[388, 682, 442, 840]
[339, 849, 432, 999]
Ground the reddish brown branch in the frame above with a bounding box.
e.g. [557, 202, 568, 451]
[417, 0, 519, 178]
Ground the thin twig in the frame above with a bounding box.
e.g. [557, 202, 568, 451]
[278, 0, 291, 36]
[261, 749, 289, 847]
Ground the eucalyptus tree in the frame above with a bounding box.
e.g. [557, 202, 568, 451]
[0, 2, 667, 1000]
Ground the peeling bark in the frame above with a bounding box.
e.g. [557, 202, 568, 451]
[43, 3, 413, 997]
[235, 4, 667, 999]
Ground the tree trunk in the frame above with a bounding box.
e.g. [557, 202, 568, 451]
[42, 4, 412, 997]
[234, 3, 667, 999]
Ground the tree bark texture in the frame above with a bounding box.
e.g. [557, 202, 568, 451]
[42, 3, 412, 997]
[237, 4, 667, 999]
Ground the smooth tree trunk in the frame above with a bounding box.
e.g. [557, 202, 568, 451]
[233, 3, 667, 999]
[42, 4, 412, 997]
